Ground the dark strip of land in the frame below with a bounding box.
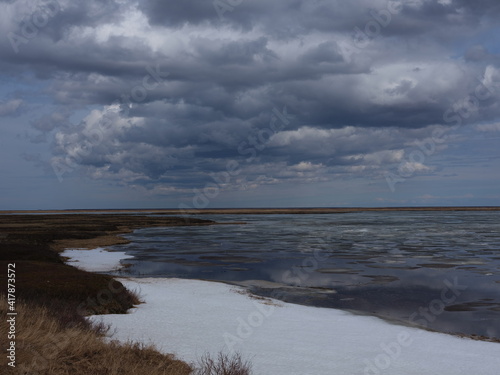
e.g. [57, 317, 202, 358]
[0, 214, 214, 314]
[0, 214, 215, 373]
[2, 206, 500, 215]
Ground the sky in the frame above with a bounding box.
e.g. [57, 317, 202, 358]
[0, 0, 499, 210]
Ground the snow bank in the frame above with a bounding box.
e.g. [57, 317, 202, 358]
[89, 278, 500, 375]
[61, 247, 134, 272]
[63, 248, 499, 374]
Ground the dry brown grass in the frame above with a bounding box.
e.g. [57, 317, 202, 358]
[0, 214, 255, 374]
[0, 295, 192, 375]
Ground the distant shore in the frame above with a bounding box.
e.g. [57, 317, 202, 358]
[2, 206, 500, 215]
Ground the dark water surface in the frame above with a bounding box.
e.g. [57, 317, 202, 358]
[108, 211, 500, 339]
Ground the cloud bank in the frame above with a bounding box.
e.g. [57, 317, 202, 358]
[1, 0, 499, 207]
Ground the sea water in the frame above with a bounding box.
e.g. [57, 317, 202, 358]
[107, 211, 500, 339]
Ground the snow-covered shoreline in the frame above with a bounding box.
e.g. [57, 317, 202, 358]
[61, 247, 134, 272]
[63, 248, 500, 375]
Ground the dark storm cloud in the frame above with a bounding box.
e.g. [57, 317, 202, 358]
[21, 0, 124, 42]
[455, 0, 500, 16]
[138, 0, 499, 37]
[138, 0, 402, 37]
[3, 0, 498, 116]
[1, 0, 499, 194]
[138, 0, 216, 27]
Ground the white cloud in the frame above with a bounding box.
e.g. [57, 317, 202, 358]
[398, 161, 433, 174]
[290, 161, 323, 172]
[0, 99, 22, 116]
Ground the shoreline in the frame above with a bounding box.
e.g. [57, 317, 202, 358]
[4, 211, 497, 345]
[84, 275, 500, 375]
[2, 206, 500, 215]
[57, 245, 500, 374]
[62, 245, 500, 344]
[47, 210, 500, 345]
[0, 213, 217, 373]
[2, 212, 500, 373]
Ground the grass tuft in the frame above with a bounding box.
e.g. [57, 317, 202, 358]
[194, 352, 253, 375]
